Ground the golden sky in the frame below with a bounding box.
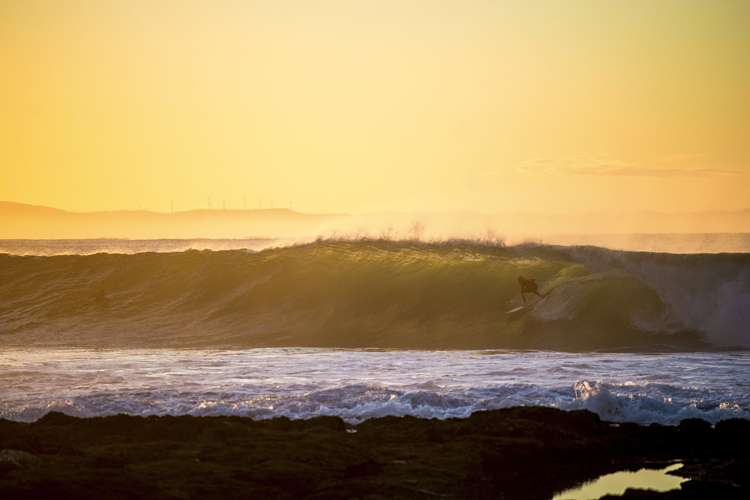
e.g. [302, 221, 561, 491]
[1, 0, 749, 215]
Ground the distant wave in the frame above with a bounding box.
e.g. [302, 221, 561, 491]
[1, 240, 748, 351]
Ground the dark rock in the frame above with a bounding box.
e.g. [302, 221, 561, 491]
[678, 418, 712, 435]
[0, 449, 42, 474]
[37, 411, 78, 426]
[0, 409, 747, 499]
[715, 417, 750, 451]
[298, 416, 346, 433]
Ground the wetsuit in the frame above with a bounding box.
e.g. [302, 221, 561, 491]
[518, 277, 538, 294]
[517, 276, 541, 304]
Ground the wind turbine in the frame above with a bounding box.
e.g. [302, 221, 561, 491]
[271, 199, 274, 209]
[208, 196, 212, 210]
[244, 196, 247, 210]
[259, 198, 262, 209]
[223, 200, 226, 210]
[170, 199, 174, 214]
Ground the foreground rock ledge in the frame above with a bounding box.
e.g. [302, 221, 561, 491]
[1, 407, 748, 499]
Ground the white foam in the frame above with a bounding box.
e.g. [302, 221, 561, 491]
[2, 349, 749, 425]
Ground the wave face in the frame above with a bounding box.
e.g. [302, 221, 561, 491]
[1, 240, 749, 351]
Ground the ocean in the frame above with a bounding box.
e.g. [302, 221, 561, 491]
[1, 237, 749, 426]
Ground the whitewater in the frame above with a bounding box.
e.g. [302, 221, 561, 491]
[1, 238, 749, 426]
[2, 349, 749, 425]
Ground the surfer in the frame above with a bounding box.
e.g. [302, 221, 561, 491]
[517, 276, 541, 305]
[86, 289, 109, 307]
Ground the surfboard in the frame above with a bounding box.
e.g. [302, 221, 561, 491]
[505, 294, 548, 314]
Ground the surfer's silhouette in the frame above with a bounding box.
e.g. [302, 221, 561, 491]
[517, 276, 541, 305]
[86, 289, 109, 307]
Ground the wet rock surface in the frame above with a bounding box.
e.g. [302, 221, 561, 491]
[0, 407, 748, 499]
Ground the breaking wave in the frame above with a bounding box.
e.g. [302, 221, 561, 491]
[3, 349, 748, 424]
[1, 240, 749, 351]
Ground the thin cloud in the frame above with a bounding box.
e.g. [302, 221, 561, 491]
[514, 156, 744, 177]
[659, 153, 708, 162]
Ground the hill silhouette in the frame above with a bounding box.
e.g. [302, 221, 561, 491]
[0, 201, 346, 239]
[2, 201, 750, 240]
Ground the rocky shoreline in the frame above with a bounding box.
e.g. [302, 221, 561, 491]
[1, 407, 748, 499]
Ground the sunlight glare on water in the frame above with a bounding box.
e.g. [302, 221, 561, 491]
[552, 463, 686, 500]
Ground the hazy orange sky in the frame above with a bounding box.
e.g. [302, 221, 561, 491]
[1, 1, 749, 215]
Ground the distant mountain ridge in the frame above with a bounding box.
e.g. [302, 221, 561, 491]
[2, 201, 750, 239]
[0, 201, 346, 239]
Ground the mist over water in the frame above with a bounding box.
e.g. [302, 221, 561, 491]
[0, 238, 277, 256]
[3, 232, 749, 256]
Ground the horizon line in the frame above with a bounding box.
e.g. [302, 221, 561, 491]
[2, 200, 750, 218]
